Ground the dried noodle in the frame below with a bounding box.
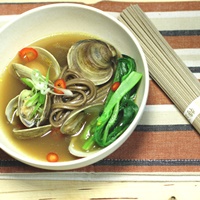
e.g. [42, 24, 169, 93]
[119, 5, 200, 133]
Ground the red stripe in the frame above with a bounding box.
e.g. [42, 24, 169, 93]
[147, 80, 173, 105]
[165, 36, 200, 49]
[0, 2, 200, 15]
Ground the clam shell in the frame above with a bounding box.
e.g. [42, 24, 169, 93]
[13, 124, 52, 139]
[33, 46, 61, 81]
[12, 63, 33, 80]
[60, 102, 103, 135]
[66, 103, 103, 157]
[68, 141, 100, 157]
[17, 89, 51, 128]
[12, 46, 60, 82]
[67, 39, 119, 85]
[5, 95, 19, 124]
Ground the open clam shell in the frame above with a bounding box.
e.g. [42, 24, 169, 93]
[68, 142, 100, 158]
[65, 103, 104, 157]
[13, 124, 52, 139]
[12, 63, 33, 80]
[5, 90, 52, 139]
[12, 46, 61, 82]
[60, 102, 103, 135]
[33, 46, 61, 81]
[17, 90, 51, 128]
[67, 39, 119, 85]
[5, 95, 19, 124]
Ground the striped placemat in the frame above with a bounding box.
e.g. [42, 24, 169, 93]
[0, 0, 198, 3]
[1, 1, 200, 174]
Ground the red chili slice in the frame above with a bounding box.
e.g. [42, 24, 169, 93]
[54, 78, 66, 94]
[46, 152, 59, 162]
[111, 82, 120, 91]
[19, 47, 38, 62]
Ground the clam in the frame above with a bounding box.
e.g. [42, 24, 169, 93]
[67, 39, 120, 85]
[5, 89, 52, 139]
[5, 92, 39, 127]
[12, 63, 33, 80]
[17, 89, 51, 128]
[5, 95, 19, 124]
[13, 124, 52, 139]
[12, 46, 61, 82]
[69, 141, 100, 157]
[60, 102, 103, 135]
[62, 103, 103, 157]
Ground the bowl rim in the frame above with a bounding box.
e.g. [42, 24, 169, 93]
[0, 3, 149, 170]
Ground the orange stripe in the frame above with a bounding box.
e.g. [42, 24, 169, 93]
[107, 130, 200, 160]
[147, 80, 172, 105]
[91, 165, 200, 172]
[0, 164, 188, 173]
[93, 1, 200, 12]
[165, 36, 200, 49]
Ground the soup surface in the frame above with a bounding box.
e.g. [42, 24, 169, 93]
[0, 33, 100, 162]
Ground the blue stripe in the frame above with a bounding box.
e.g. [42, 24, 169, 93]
[135, 124, 194, 132]
[160, 30, 200, 36]
[0, 160, 25, 167]
[95, 159, 200, 166]
[1, 159, 200, 168]
[189, 67, 200, 73]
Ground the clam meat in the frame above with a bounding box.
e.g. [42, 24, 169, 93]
[17, 90, 51, 128]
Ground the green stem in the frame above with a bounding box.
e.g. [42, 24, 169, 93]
[25, 92, 40, 107]
[96, 71, 142, 127]
[82, 134, 95, 151]
[102, 102, 119, 144]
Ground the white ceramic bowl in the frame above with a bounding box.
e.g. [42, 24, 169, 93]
[0, 3, 149, 170]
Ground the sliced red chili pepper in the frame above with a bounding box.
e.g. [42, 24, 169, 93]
[46, 152, 59, 162]
[54, 78, 66, 94]
[111, 82, 120, 91]
[18, 47, 38, 62]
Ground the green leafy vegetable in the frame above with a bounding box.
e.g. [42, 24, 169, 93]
[82, 54, 142, 149]
[94, 70, 142, 147]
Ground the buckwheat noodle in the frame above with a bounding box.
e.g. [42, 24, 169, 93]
[49, 66, 111, 127]
[119, 5, 200, 133]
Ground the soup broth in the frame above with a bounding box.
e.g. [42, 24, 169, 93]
[0, 32, 100, 162]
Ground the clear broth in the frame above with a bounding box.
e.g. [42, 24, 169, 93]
[0, 33, 99, 162]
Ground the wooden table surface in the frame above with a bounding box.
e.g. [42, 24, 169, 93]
[1, 1, 200, 199]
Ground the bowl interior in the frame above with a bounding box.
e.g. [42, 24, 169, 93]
[0, 3, 149, 170]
